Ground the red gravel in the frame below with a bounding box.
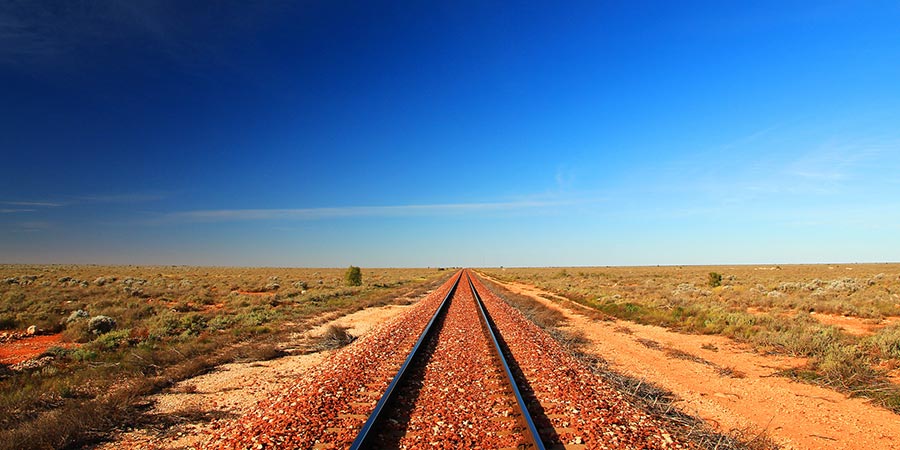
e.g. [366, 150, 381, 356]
[203, 273, 461, 449]
[471, 273, 696, 449]
[203, 271, 698, 449]
[368, 274, 526, 448]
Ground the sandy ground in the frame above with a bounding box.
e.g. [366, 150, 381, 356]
[809, 312, 900, 336]
[93, 301, 420, 450]
[746, 307, 900, 337]
[481, 274, 900, 450]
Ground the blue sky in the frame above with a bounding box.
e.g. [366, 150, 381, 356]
[2, 1, 899, 267]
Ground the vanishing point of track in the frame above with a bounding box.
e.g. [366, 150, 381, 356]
[206, 269, 695, 449]
[349, 270, 546, 449]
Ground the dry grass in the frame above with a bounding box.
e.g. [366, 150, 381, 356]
[235, 343, 286, 363]
[636, 337, 662, 350]
[663, 347, 712, 365]
[312, 325, 356, 351]
[478, 276, 776, 450]
[0, 265, 448, 450]
[717, 366, 746, 378]
[485, 264, 900, 319]
[482, 265, 900, 413]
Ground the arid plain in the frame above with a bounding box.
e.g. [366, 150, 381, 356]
[2, 264, 899, 449]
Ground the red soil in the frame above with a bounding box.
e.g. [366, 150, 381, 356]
[810, 312, 900, 336]
[0, 333, 71, 365]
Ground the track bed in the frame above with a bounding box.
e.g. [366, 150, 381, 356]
[205, 270, 696, 449]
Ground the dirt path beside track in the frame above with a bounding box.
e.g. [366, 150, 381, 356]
[93, 302, 420, 450]
[480, 274, 900, 450]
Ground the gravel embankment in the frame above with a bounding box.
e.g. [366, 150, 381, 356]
[203, 274, 459, 448]
[204, 271, 697, 449]
[368, 276, 526, 448]
[472, 274, 696, 449]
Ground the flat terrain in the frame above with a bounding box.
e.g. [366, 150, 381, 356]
[2, 264, 899, 449]
[480, 272, 900, 450]
[96, 301, 421, 449]
[205, 271, 700, 449]
[480, 264, 900, 406]
[0, 265, 447, 450]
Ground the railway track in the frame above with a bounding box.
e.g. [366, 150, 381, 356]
[349, 270, 546, 449]
[207, 270, 694, 449]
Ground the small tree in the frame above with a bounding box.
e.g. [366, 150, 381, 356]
[708, 272, 723, 288]
[345, 266, 362, 286]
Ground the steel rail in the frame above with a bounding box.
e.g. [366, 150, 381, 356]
[467, 272, 547, 450]
[348, 272, 462, 450]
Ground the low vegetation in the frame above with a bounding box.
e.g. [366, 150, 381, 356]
[708, 271, 722, 288]
[345, 265, 362, 286]
[313, 324, 357, 351]
[0, 265, 446, 450]
[481, 264, 900, 413]
[478, 277, 777, 450]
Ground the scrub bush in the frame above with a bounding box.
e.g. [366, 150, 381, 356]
[345, 266, 362, 286]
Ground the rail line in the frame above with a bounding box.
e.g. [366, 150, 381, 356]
[349, 270, 546, 449]
[210, 269, 694, 448]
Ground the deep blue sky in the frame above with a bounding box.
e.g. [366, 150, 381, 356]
[2, 1, 899, 267]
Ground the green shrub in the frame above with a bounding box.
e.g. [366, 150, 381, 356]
[209, 315, 236, 330]
[242, 308, 276, 326]
[62, 320, 92, 343]
[92, 329, 131, 351]
[42, 346, 71, 358]
[147, 311, 208, 338]
[815, 343, 878, 387]
[178, 313, 208, 337]
[148, 312, 181, 338]
[866, 325, 900, 359]
[345, 266, 362, 286]
[70, 348, 97, 362]
[708, 272, 723, 288]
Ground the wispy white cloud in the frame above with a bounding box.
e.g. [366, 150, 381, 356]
[783, 139, 886, 183]
[0, 209, 36, 214]
[1, 201, 62, 207]
[0, 200, 59, 213]
[2, 192, 165, 209]
[717, 136, 896, 201]
[161, 199, 575, 223]
[719, 124, 781, 151]
[787, 170, 846, 181]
